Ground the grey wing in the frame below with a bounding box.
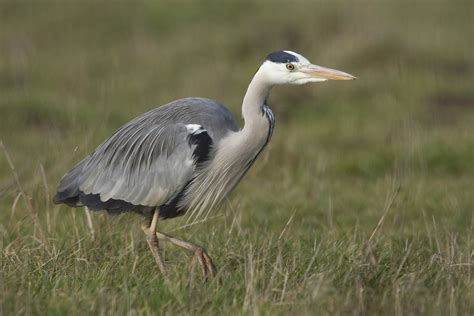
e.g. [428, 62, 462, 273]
[54, 97, 238, 211]
[147, 97, 239, 141]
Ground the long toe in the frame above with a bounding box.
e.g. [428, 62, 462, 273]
[188, 248, 217, 278]
[201, 251, 217, 277]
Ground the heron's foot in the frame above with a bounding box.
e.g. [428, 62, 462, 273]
[188, 247, 217, 278]
[155, 231, 218, 278]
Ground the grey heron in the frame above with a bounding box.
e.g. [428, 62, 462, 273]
[54, 50, 355, 277]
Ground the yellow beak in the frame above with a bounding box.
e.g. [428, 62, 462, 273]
[301, 64, 356, 81]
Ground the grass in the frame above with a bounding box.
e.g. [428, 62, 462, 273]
[1, 0, 473, 314]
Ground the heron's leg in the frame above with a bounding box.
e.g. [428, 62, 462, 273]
[141, 209, 167, 275]
[156, 231, 217, 277]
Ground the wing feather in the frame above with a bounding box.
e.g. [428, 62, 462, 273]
[78, 123, 195, 206]
[54, 97, 238, 212]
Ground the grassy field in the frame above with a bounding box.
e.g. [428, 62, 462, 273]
[1, 0, 473, 314]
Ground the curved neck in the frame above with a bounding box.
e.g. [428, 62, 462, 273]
[241, 70, 272, 130]
[181, 70, 275, 218]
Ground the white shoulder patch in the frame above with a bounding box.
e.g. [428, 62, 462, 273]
[185, 124, 206, 135]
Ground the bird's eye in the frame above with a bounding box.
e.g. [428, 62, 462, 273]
[286, 63, 295, 71]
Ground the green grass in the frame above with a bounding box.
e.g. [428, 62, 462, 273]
[1, 0, 473, 314]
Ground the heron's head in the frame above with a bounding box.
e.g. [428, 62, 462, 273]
[258, 50, 356, 86]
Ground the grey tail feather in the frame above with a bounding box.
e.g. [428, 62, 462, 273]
[53, 157, 145, 215]
[53, 158, 88, 206]
[78, 193, 138, 214]
[53, 192, 79, 207]
[54, 190, 139, 215]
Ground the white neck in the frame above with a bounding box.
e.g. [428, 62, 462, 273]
[214, 66, 275, 166]
[181, 67, 275, 220]
[241, 68, 273, 138]
[218, 67, 275, 174]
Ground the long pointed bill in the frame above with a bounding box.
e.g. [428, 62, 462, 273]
[301, 64, 356, 81]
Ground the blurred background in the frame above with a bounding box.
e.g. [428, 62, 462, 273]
[0, 0, 473, 314]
